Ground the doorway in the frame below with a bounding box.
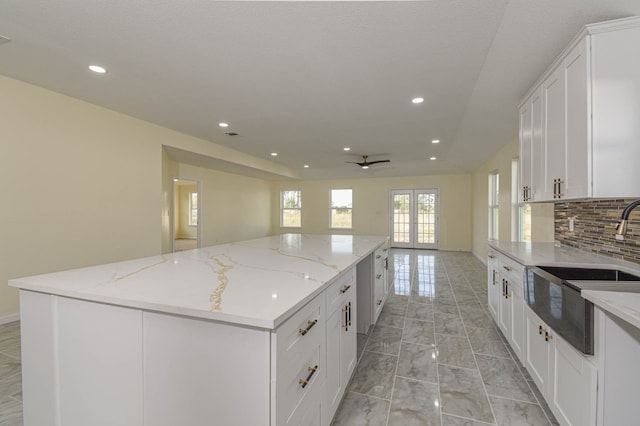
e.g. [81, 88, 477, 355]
[390, 189, 439, 249]
[172, 178, 202, 252]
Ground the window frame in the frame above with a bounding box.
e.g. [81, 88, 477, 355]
[488, 171, 499, 240]
[330, 188, 353, 230]
[188, 191, 198, 226]
[280, 190, 302, 228]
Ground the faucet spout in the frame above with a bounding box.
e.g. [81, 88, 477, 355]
[616, 200, 640, 240]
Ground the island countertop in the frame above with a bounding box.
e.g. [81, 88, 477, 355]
[9, 234, 388, 329]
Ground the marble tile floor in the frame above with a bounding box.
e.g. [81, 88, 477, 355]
[0, 249, 559, 426]
[333, 249, 559, 426]
[0, 321, 22, 426]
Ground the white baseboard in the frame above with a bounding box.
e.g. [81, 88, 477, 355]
[0, 313, 19, 325]
[472, 250, 487, 266]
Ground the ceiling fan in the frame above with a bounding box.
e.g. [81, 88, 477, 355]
[345, 155, 391, 169]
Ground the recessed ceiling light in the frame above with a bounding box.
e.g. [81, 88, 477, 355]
[218, 122, 229, 128]
[343, 147, 351, 151]
[430, 156, 437, 160]
[303, 165, 309, 168]
[88, 65, 107, 74]
[431, 139, 440, 144]
[271, 152, 278, 156]
[412, 97, 424, 104]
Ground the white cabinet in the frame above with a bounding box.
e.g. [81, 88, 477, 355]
[525, 306, 597, 426]
[357, 242, 389, 334]
[325, 269, 357, 424]
[595, 307, 640, 426]
[487, 250, 500, 320]
[518, 17, 640, 202]
[486, 248, 525, 363]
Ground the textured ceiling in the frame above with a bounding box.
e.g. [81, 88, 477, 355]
[1, 0, 639, 180]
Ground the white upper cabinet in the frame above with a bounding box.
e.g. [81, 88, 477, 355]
[518, 16, 640, 202]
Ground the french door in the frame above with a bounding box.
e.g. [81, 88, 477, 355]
[390, 189, 439, 249]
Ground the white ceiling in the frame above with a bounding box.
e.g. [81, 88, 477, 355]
[1, 0, 639, 180]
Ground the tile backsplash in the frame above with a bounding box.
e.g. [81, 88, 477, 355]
[555, 199, 640, 264]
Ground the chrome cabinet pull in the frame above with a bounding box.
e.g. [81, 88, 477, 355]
[298, 319, 318, 336]
[339, 284, 351, 294]
[299, 365, 318, 389]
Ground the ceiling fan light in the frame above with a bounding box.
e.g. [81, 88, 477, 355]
[362, 165, 369, 169]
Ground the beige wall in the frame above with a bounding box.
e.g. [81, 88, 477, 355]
[0, 75, 279, 318]
[471, 138, 554, 261]
[171, 163, 272, 246]
[271, 174, 472, 251]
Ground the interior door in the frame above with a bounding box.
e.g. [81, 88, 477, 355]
[390, 189, 439, 249]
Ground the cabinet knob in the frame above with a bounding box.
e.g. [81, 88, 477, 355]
[376, 254, 382, 259]
[376, 274, 382, 279]
[377, 299, 383, 305]
[488, 254, 495, 259]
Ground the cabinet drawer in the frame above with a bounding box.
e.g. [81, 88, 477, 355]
[275, 296, 325, 372]
[326, 268, 355, 316]
[500, 254, 524, 281]
[276, 344, 323, 425]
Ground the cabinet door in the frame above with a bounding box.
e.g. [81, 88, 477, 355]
[564, 38, 590, 199]
[519, 101, 532, 203]
[498, 277, 512, 336]
[543, 66, 566, 201]
[487, 264, 500, 322]
[550, 335, 597, 426]
[531, 87, 545, 201]
[342, 297, 357, 382]
[525, 307, 551, 395]
[510, 276, 525, 364]
[325, 308, 342, 422]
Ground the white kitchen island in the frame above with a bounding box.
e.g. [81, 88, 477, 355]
[9, 234, 389, 426]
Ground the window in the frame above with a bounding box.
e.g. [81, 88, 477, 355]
[488, 171, 499, 240]
[520, 204, 532, 242]
[330, 189, 352, 229]
[281, 190, 302, 228]
[189, 192, 198, 226]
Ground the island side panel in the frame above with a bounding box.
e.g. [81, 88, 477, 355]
[143, 312, 271, 426]
[20, 291, 144, 426]
[20, 291, 58, 426]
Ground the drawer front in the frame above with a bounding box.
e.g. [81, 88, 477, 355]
[499, 254, 524, 282]
[275, 295, 325, 369]
[326, 268, 355, 316]
[276, 343, 323, 425]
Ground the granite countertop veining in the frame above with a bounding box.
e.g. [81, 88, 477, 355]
[488, 240, 640, 329]
[9, 234, 388, 329]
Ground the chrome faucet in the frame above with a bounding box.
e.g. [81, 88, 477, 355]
[615, 200, 640, 240]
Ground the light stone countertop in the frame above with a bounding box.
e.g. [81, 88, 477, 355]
[9, 234, 388, 329]
[488, 240, 640, 329]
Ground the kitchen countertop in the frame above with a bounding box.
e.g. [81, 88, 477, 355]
[9, 234, 388, 329]
[488, 240, 640, 329]
[582, 290, 640, 329]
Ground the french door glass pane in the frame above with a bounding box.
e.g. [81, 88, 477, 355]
[393, 194, 411, 243]
[417, 193, 436, 244]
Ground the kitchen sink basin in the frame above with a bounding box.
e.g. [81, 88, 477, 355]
[536, 266, 640, 282]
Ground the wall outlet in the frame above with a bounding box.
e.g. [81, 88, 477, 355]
[569, 218, 575, 232]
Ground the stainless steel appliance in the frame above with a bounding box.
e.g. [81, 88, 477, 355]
[526, 266, 640, 355]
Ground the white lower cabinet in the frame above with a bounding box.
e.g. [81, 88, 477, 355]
[525, 306, 597, 426]
[486, 248, 525, 363]
[324, 269, 357, 424]
[357, 242, 389, 334]
[20, 264, 366, 426]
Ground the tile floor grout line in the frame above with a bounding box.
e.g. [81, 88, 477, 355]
[444, 260, 499, 426]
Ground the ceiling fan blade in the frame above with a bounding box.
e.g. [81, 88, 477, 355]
[345, 161, 365, 166]
[367, 160, 391, 165]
